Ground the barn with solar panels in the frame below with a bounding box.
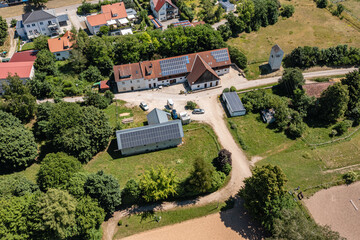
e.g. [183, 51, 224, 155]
[112, 48, 231, 92]
[222, 92, 246, 117]
[116, 120, 184, 156]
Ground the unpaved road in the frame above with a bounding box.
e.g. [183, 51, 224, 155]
[304, 181, 360, 240]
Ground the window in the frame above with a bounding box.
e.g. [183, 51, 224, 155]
[122, 82, 125, 85]
[29, 30, 33, 35]
[32, 24, 35, 27]
[123, 87, 126, 90]
[26, 24, 30, 28]
[40, 22, 43, 25]
[42, 28, 45, 31]
[137, 80, 140, 82]
[130, 80, 132, 83]
[56, 53, 60, 56]
[48, 21, 52, 24]
[138, 86, 140, 88]
[197, 85, 200, 88]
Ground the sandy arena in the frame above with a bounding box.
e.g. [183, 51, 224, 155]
[304, 181, 360, 240]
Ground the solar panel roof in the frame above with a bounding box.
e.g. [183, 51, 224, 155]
[211, 49, 230, 63]
[223, 92, 246, 113]
[116, 121, 184, 150]
[159, 56, 188, 76]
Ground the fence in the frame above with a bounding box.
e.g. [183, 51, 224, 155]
[304, 126, 360, 147]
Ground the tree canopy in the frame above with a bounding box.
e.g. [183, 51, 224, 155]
[278, 68, 305, 96]
[188, 157, 214, 193]
[0, 16, 8, 46]
[34, 50, 57, 75]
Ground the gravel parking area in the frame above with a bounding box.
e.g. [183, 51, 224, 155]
[304, 181, 360, 240]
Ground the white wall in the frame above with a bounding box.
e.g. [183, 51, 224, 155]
[117, 78, 158, 92]
[269, 49, 284, 70]
[121, 138, 182, 156]
[191, 80, 220, 91]
[215, 67, 229, 76]
[53, 50, 71, 61]
[24, 17, 60, 39]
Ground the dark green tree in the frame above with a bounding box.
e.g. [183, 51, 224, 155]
[99, 25, 110, 36]
[240, 164, 289, 232]
[318, 83, 349, 122]
[213, 149, 232, 175]
[0, 175, 38, 197]
[278, 68, 305, 96]
[1, 74, 36, 123]
[28, 73, 53, 99]
[0, 110, 37, 171]
[228, 45, 248, 69]
[139, 166, 178, 202]
[29, 0, 48, 7]
[291, 89, 316, 118]
[79, 65, 103, 82]
[66, 172, 89, 199]
[69, 49, 88, 73]
[121, 179, 141, 205]
[341, 70, 360, 114]
[0, 16, 8, 46]
[188, 157, 214, 193]
[84, 171, 122, 215]
[281, 4, 295, 18]
[218, 24, 232, 41]
[33, 35, 49, 50]
[316, 0, 328, 8]
[75, 196, 105, 239]
[34, 49, 57, 75]
[36, 152, 82, 191]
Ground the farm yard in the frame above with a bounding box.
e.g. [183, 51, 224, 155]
[227, 0, 360, 79]
[305, 181, 360, 240]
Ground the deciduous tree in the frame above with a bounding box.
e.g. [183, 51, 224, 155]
[34, 49, 57, 75]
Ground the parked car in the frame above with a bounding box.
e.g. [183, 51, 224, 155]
[179, 111, 191, 125]
[140, 102, 149, 111]
[192, 108, 205, 114]
[171, 109, 179, 119]
[167, 99, 174, 109]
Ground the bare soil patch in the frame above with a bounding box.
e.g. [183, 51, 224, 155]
[304, 181, 360, 240]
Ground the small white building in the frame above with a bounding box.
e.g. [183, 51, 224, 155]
[47, 31, 75, 60]
[16, 9, 68, 39]
[268, 44, 284, 71]
[222, 92, 246, 117]
[150, 0, 179, 21]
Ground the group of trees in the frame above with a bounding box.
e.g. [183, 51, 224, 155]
[175, 0, 195, 22]
[0, 16, 7, 46]
[283, 45, 360, 69]
[219, 0, 281, 39]
[241, 164, 344, 239]
[0, 152, 124, 239]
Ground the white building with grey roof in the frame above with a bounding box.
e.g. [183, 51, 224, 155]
[268, 44, 284, 71]
[16, 9, 69, 39]
[116, 120, 184, 156]
[222, 92, 246, 117]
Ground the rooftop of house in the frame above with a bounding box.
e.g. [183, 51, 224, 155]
[113, 48, 231, 84]
[187, 55, 219, 85]
[153, 0, 177, 12]
[116, 120, 184, 150]
[0, 62, 34, 80]
[223, 92, 246, 113]
[47, 31, 75, 53]
[272, 44, 283, 53]
[22, 9, 56, 24]
[87, 2, 127, 26]
[147, 108, 169, 125]
[302, 82, 335, 98]
[10, 50, 37, 62]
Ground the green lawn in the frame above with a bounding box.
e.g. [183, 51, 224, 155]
[21, 42, 35, 51]
[227, 0, 360, 79]
[84, 122, 220, 186]
[227, 99, 360, 195]
[114, 201, 228, 239]
[1, 163, 40, 183]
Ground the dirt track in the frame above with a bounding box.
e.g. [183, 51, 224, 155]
[304, 181, 360, 240]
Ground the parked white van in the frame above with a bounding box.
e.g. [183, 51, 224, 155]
[167, 99, 174, 109]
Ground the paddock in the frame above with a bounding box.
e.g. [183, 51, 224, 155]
[304, 181, 360, 240]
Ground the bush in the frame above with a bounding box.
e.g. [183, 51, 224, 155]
[118, 220, 123, 226]
[343, 171, 357, 184]
[333, 120, 352, 136]
[79, 66, 103, 82]
[186, 101, 197, 110]
[230, 86, 236, 92]
[11, 19, 17, 27]
[212, 149, 232, 175]
[281, 5, 295, 18]
[223, 88, 230, 93]
[210, 170, 226, 192]
[121, 179, 141, 205]
[316, 0, 328, 8]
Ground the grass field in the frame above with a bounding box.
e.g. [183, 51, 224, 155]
[341, 0, 360, 21]
[21, 42, 34, 51]
[228, 108, 360, 195]
[114, 201, 228, 239]
[227, 0, 360, 79]
[0, 34, 11, 54]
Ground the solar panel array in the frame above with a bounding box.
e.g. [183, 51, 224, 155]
[173, 20, 192, 27]
[118, 122, 182, 149]
[160, 56, 188, 76]
[223, 92, 245, 112]
[211, 49, 229, 62]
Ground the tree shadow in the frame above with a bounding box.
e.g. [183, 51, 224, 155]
[259, 63, 272, 75]
[219, 198, 265, 240]
[23, 3, 44, 13]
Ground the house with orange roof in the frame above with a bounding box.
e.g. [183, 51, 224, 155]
[86, 2, 131, 35]
[47, 31, 75, 60]
[0, 62, 35, 93]
[113, 48, 231, 92]
[150, 0, 178, 21]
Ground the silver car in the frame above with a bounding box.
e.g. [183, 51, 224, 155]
[192, 108, 205, 114]
[140, 102, 149, 111]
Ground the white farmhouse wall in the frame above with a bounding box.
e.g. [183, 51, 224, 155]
[215, 67, 229, 76]
[191, 80, 220, 91]
[121, 138, 182, 155]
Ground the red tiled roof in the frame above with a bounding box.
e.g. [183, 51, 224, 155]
[191, 21, 205, 26]
[10, 50, 37, 62]
[100, 80, 110, 90]
[0, 62, 34, 79]
[153, 0, 177, 12]
[187, 55, 219, 85]
[87, 2, 127, 27]
[113, 63, 143, 82]
[113, 48, 231, 82]
[48, 31, 75, 53]
[303, 82, 335, 98]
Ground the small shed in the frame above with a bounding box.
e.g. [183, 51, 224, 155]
[116, 120, 184, 156]
[222, 92, 246, 117]
[261, 109, 275, 124]
[147, 108, 169, 125]
[268, 44, 284, 71]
